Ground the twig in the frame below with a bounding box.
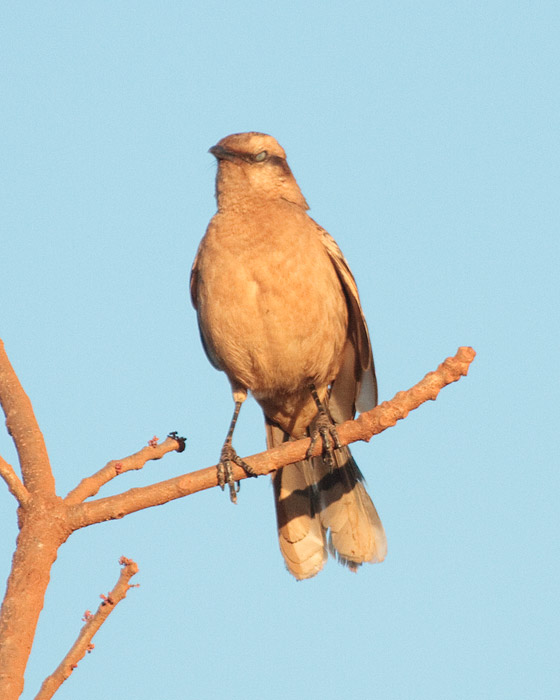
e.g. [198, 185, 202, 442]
[70, 347, 476, 529]
[338, 344, 476, 443]
[0, 454, 29, 505]
[65, 434, 186, 505]
[0, 339, 54, 494]
[34, 557, 139, 700]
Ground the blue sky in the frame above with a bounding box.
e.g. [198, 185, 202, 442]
[1, 2, 558, 699]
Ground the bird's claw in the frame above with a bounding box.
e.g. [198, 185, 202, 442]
[306, 411, 342, 470]
[218, 442, 257, 503]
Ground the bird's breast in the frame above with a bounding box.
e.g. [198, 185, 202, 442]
[195, 209, 348, 396]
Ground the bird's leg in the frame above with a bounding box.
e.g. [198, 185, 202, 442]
[306, 384, 342, 470]
[219, 399, 257, 503]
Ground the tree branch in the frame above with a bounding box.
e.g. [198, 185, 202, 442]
[65, 435, 186, 505]
[0, 344, 475, 699]
[69, 347, 476, 530]
[0, 340, 55, 494]
[0, 454, 29, 505]
[34, 557, 139, 700]
[0, 496, 70, 700]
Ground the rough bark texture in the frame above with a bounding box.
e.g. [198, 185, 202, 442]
[0, 497, 70, 699]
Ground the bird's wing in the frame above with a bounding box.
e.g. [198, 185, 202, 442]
[315, 223, 378, 415]
[190, 246, 222, 371]
[189, 248, 200, 310]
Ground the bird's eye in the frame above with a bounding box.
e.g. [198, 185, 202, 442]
[254, 151, 268, 162]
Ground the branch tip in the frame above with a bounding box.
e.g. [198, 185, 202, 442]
[168, 430, 187, 452]
[35, 557, 140, 700]
[65, 436, 184, 505]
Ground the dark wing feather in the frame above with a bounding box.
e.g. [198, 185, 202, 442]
[315, 223, 378, 415]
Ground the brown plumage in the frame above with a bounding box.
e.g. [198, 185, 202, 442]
[190, 132, 386, 579]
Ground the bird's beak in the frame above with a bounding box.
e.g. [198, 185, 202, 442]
[209, 145, 236, 161]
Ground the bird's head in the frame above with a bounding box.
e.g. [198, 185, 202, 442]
[209, 132, 309, 211]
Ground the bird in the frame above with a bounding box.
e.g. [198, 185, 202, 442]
[190, 132, 387, 579]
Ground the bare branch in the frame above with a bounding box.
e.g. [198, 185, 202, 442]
[337, 344, 476, 443]
[0, 339, 55, 494]
[0, 454, 29, 505]
[0, 344, 474, 699]
[70, 347, 476, 529]
[65, 435, 186, 505]
[0, 497, 69, 700]
[34, 557, 139, 700]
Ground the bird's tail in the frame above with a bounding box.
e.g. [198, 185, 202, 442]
[266, 421, 387, 580]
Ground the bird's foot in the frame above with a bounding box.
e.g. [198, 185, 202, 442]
[218, 442, 257, 504]
[306, 411, 342, 470]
